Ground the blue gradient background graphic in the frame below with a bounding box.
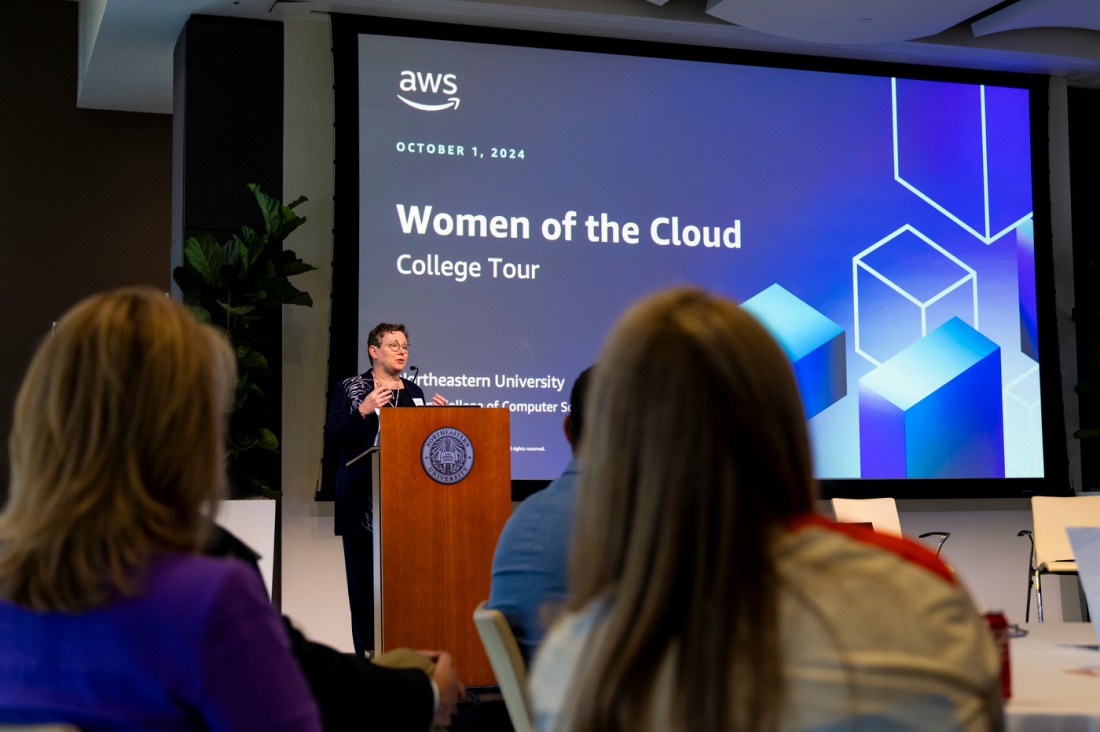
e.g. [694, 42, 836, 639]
[354, 33, 1042, 481]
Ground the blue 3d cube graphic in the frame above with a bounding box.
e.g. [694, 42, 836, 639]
[742, 284, 846, 419]
[858, 317, 1005, 479]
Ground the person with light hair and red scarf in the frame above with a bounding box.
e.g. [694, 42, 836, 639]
[531, 287, 1003, 732]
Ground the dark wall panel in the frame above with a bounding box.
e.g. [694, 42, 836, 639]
[1068, 86, 1100, 491]
[173, 15, 283, 242]
[0, 1, 172, 501]
[172, 15, 285, 499]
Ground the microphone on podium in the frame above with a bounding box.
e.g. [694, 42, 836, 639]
[409, 365, 420, 384]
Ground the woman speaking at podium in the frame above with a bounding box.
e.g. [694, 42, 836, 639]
[324, 322, 446, 656]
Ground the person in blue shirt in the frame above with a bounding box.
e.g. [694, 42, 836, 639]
[488, 366, 592, 663]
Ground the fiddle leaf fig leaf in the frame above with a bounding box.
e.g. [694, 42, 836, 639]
[256, 428, 280, 452]
[280, 260, 317, 277]
[221, 303, 257, 318]
[237, 346, 269, 371]
[264, 277, 313, 307]
[250, 183, 283, 233]
[182, 234, 225, 286]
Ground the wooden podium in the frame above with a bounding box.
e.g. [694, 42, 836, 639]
[371, 407, 511, 686]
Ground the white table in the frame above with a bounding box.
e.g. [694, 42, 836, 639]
[1007, 622, 1100, 731]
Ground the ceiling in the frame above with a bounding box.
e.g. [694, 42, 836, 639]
[77, 0, 1100, 114]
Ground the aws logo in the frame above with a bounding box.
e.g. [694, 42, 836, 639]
[397, 71, 460, 112]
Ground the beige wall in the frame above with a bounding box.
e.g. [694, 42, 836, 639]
[280, 18, 350, 649]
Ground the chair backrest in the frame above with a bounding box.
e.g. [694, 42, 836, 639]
[473, 602, 532, 732]
[1032, 496, 1100, 570]
[830, 497, 903, 537]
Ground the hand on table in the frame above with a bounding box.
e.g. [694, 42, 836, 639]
[420, 650, 463, 728]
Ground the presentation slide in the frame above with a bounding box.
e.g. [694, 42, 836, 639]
[352, 31, 1044, 483]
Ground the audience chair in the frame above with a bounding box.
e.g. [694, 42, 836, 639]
[830, 497, 951, 556]
[473, 602, 532, 732]
[1019, 495, 1100, 622]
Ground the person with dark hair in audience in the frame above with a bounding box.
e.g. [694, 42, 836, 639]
[487, 366, 592, 662]
[530, 287, 1003, 732]
[324, 322, 446, 656]
[0, 287, 322, 730]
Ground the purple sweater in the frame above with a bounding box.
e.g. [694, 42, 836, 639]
[0, 553, 321, 731]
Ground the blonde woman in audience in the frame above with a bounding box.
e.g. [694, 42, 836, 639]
[0, 287, 321, 731]
[530, 287, 1003, 732]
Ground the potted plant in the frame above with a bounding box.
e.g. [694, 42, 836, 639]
[173, 183, 315, 498]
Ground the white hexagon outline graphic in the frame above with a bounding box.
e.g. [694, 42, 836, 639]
[891, 78, 1033, 245]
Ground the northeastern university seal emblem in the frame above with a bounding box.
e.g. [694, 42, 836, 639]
[421, 427, 474, 484]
